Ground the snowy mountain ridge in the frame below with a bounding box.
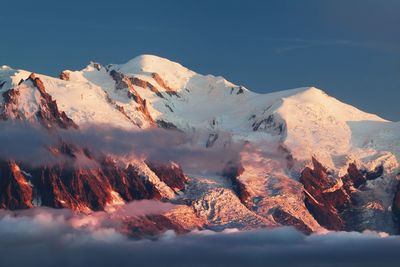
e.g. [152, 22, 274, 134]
[1, 55, 394, 170]
[0, 55, 399, 235]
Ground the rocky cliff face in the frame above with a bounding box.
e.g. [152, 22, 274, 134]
[146, 161, 188, 192]
[0, 160, 33, 209]
[109, 69, 155, 126]
[299, 158, 394, 232]
[300, 158, 350, 230]
[1, 73, 77, 129]
[0, 149, 188, 212]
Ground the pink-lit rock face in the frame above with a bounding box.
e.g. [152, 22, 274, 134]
[0, 140, 188, 212]
[271, 208, 313, 234]
[146, 161, 188, 192]
[221, 161, 250, 204]
[108, 69, 155, 126]
[299, 157, 390, 232]
[59, 71, 70, 81]
[1, 73, 77, 129]
[300, 158, 350, 231]
[0, 160, 32, 209]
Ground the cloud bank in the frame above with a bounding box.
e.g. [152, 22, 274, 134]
[0, 207, 400, 267]
[0, 121, 243, 173]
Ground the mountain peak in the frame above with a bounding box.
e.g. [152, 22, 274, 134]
[301, 86, 325, 95]
[111, 55, 195, 92]
[280, 86, 385, 122]
[118, 54, 194, 75]
[283, 86, 328, 100]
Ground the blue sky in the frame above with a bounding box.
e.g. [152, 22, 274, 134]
[1, 0, 399, 120]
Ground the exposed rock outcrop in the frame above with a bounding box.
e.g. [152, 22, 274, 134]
[29, 165, 113, 211]
[222, 161, 250, 204]
[146, 161, 188, 192]
[343, 163, 384, 189]
[59, 71, 70, 81]
[0, 160, 32, 209]
[104, 93, 141, 127]
[156, 119, 178, 130]
[300, 158, 388, 231]
[206, 133, 219, 148]
[300, 158, 350, 230]
[252, 114, 285, 135]
[271, 208, 313, 234]
[1, 73, 77, 129]
[131, 77, 164, 98]
[92, 62, 102, 71]
[0, 140, 189, 211]
[109, 70, 155, 126]
[151, 72, 179, 97]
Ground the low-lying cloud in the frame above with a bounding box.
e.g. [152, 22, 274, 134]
[0, 121, 244, 173]
[0, 121, 293, 177]
[60, 124, 244, 174]
[0, 121, 59, 165]
[0, 207, 399, 267]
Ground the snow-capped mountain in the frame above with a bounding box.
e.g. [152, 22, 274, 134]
[0, 55, 399, 236]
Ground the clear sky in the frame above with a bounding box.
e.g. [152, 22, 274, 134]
[1, 0, 399, 120]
